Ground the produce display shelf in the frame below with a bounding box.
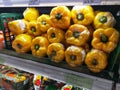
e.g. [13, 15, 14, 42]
[0, 49, 113, 90]
[0, 5, 120, 90]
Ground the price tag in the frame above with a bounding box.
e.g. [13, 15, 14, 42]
[29, 0, 40, 5]
[2, 0, 12, 6]
[83, 0, 101, 4]
[0, 57, 5, 64]
[65, 74, 93, 90]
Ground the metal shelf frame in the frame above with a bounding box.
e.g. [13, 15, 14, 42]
[0, 0, 120, 7]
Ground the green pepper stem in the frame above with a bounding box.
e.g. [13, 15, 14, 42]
[99, 16, 107, 23]
[77, 13, 84, 20]
[73, 31, 80, 38]
[41, 20, 46, 25]
[51, 33, 55, 38]
[17, 43, 22, 49]
[70, 55, 76, 60]
[34, 44, 40, 51]
[55, 13, 62, 20]
[52, 51, 56, 56]
[31, 27, 36, 32]
[100, 33, 108, 43]
[92, 59, 98, 66]
[49, 51, 56, 59]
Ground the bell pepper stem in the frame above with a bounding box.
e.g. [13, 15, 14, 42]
[73, 31, 80, 38]
[31, 27, 36, 32]
[55, 13, 62, 20]
[49, 51, 56, 59]
[70, 55, 76, 60]
[42, 20, 46, 25]
[17, 44, 22, 49]
[92, 59, 98, 66]
[51, 33, 56, 38]
[100, 33, 108, 43]
[34, 44, 40, 51]
[99, 16, 107, 23]
[52, 51, 56, 56]
[77, 13, 84, 20]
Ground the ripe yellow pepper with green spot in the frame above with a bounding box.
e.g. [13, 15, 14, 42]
[65, 24, 90, 46]
[50, 6, 71, 29]
[23, 7, 39, 21]
[91, 28, 119, 53]
[85, 49, 108, 73]
[12, 34, 32, 53]
[31, 36, 49, 57]
[28, 20, 42, 36]
[71, 5, 95, 26]
[94, 11, 116, 29]
[47, 43, 65, 63]
[47, 27, 65, 43]
[37, 14, 53, 33]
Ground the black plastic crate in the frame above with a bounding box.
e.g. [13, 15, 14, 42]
[0, 13, 23, 49]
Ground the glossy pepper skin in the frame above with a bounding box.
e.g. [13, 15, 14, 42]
[23, 7, 39, 21]
[12, 34, 32, 53]
[65, 46, 86, 67]
[50, 6, 71, 29]
[85, 49, 108, 73]
[65, 24, 90, 46]
[94, 12, 116, 29]
[31, 36, 49, 57]
[28, 20, 42, 36]
[37, 14, 53, 33]
[91, 28, 119, 53]
[8, 19, 29, 35]
[47, 43, 65, 63]
[47, 27, 65, 43]
[71, 5, 95, 26]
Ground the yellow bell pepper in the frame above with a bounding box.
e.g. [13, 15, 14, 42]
[94, 11, 116, 29]
[65, 45, 86, 67]
[12, 34, 32, 53]
[28, 20, 42, 36]
[71, 5, 95, 26]
[47, 43, 65, 63]
[47, 27, 65, 43]
[65, 24, 90, 46]
[8, 19, 29, 35]
[50, 6, 71, 29]
[23, 7, 39, 21]
[85, 49, 108, 73]
[91, 28, 119, 53]
[37, 14, 53, 33]
[31, 36, 49, 57]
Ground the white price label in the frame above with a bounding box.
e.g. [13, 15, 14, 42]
[29, 0, 40, 5]
[2, 0, 12, 6]
[83, 0, 101, 4]
[65, 74, 93, 90]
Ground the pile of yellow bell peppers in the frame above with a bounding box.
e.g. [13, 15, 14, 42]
[8, 5, 120, 73]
